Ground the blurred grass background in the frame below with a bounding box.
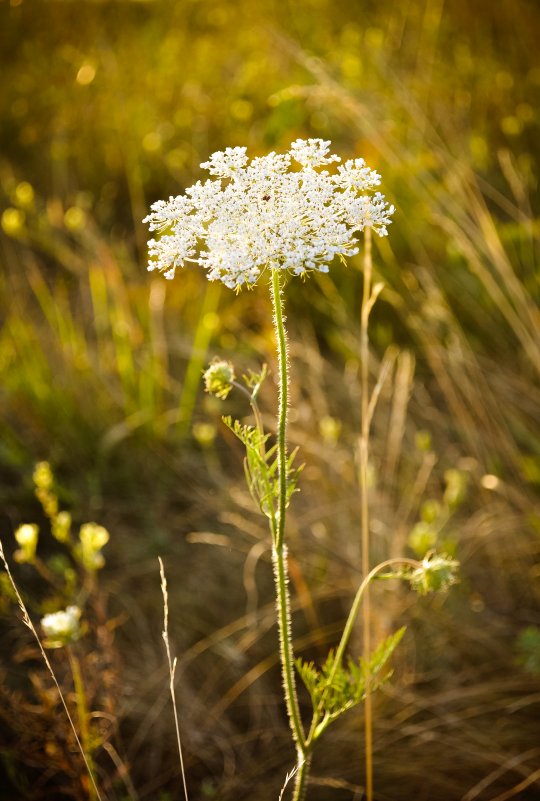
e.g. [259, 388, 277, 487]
[0, 0, 539, 799]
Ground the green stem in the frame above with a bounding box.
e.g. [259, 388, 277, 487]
[360, 227, 373, 801]
[269, 269, 307, 784]
[68, 647, 97, 801]
[271, 268, 289, 553]
[323, 558, 419, 701]
[232, 380, 265, 444]
[272, 547, 305, 751]
[292, 754, 312, 801]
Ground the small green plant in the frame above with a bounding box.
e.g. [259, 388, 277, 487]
[0, 462, 119, 801]
[145, 139, 460, 801]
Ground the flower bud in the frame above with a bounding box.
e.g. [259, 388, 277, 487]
[409, 553, 459, 595]
[203, 359, 235, 400]
[14, 523, 39, 564]
[33, 461, 53, 491]
[444, 469, 468, 509]
[407, 521, 437, 557]
[76, 523, 109, 572]
[52, 511, 72, 543]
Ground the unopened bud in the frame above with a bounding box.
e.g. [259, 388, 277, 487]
[409, 553, 459, 595]
[203, 359, 235, 400]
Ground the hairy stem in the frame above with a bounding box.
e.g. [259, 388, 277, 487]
[269, 268, 307, 792]
[271, 268, 289, 553]
[272, 547, 307, 756]
[291, 754, 311, 801]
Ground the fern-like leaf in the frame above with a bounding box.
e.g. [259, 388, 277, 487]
[297, 627, 406, 739]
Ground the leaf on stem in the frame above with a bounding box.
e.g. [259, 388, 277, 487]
[222, 416, 303, 520]
[296, 627, 406, 737]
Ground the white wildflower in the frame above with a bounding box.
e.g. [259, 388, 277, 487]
[289, 138, 341, 168]
[144, 139, 394, 290]
[41, 605, 81, 647]
[200, 146, 249, 178]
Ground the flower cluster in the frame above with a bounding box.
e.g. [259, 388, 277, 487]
[144, 139, 394, 290]
[203, 358, 236, 399]
[74, 523, 110, 572]
[409, 554, 460, 595]
[41, 605, 82, 648]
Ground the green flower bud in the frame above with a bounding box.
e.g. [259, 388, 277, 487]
[76, 523, 109, 572]
[408, 521, 437, 557]
[33, 462, 58, 519]
[420, 499, 441, 524]
[52, 511, 72, 543]
[409, 553, 459, 595]
[444, 469, 468, 509]
[33, 461, 54, 491]
[203, 359, 235, 400]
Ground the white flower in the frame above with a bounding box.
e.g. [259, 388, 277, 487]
[144, 139, 394, 290]
[289, 138, 341, 168]
[200, 146, 248, 177]
[41, 606, 81, 647]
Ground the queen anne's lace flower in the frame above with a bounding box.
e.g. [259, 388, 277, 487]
[144, 139, 394, 290]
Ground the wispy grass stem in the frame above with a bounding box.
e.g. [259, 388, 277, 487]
[159, 557, 190, 801]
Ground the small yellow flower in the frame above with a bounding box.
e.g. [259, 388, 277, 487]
[14, 524, 39, 564]
[52, 511, 72, 544]
[76, 523, 110, 571]
[33, 461, 54, 490]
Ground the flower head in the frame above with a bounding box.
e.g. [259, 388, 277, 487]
[409, 553, 460, 595]
[144, 139, 394, 290]
[75, 522, 109, 572]
[203, 358, 236, 400]
[41, 605, 81, 648]
[14, 524, 39, 564]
